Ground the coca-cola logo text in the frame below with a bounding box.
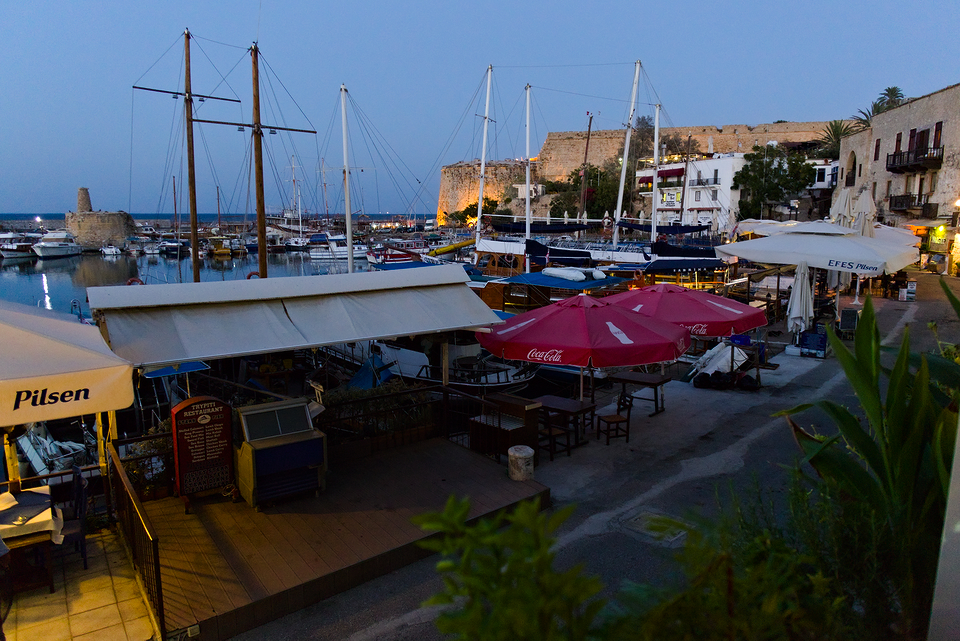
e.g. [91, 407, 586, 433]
[527, 348, 564, 363]
[682, 323, 709, 335]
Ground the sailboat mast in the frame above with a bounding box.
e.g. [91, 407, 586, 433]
[474, 65, 492, 246]
[524, 83, 531, 273]
[251, 42, 268, 277]
[579, 113, 593, 221]
[184, 29, 201, 282]
[651, 103, 660, 248]
[291, 155, 303, 238]
[613, 60, 641, 249]
[341, 85, 355, 274]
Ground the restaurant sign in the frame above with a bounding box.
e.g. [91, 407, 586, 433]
[171, 396, 233, 496]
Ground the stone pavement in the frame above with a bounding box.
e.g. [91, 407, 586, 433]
[4, 530, 156, 641]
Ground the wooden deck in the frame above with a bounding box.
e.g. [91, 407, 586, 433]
[144, 438, 549, 640]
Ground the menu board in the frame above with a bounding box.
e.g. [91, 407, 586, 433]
[171, 396, 233, 496]
[799, 330, 827, 359]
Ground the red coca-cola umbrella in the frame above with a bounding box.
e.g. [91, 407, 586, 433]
[478, 293, 690, 369]
[605, 284, 767, 337]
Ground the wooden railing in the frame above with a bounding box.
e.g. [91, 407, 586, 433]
[106, 443, 165, 638]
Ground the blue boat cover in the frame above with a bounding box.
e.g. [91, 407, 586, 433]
[346, 355, 395, 389]
[498, 271, 627, 290]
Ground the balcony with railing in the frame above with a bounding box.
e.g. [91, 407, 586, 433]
[888, 193, 929, 211]
[689, 177, 721, 186]
[886, 146, 944, 173]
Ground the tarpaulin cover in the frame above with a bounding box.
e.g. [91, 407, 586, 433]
[492, 222, 592, 234]
[617, 222, 711, 235]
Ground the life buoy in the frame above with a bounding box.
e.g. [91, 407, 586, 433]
[602, 217, 613, 228]
[247, 271, 260, 279]
[126, 277, 144, 286]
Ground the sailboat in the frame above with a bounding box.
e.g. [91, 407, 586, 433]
[472, 62, 719, 278]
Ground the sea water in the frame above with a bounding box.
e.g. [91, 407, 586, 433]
[0, 252, 369, 318]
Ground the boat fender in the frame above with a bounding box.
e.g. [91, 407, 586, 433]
[247, 271, 260, 279]
[591, 269, 606, 280]
[126, 277, 144, 286]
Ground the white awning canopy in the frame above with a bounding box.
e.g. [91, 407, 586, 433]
[1, 301, 134, 426]
[87, 264, 503, 368]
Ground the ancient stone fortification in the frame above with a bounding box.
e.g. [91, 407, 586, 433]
[64, 188, 137, 249]
[437, 160, 531, 223]
[438, 121, 837, 222]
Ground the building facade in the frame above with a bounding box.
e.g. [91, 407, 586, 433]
[836, 83, 959, 227]
[634, 154, 746, 233]
[835, 82, 959, 272]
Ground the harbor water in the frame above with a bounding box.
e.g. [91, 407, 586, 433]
[0, 251, 369, 318]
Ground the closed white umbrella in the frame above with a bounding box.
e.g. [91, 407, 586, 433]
[829, 189, 854, 227]
[787, 261, 814, 334]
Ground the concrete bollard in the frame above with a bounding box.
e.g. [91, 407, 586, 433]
[508, 445, 535, 481]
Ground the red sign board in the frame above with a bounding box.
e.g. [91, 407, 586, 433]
[171, 396, 233, 496]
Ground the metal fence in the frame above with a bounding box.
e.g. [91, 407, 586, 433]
[106, 443, 165, 638]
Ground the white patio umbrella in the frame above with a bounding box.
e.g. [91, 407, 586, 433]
[715, 231, 918, 277]
[786, 261, 814, 335]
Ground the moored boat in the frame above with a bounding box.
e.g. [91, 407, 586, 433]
[0, 232, 41, 259]
[32, 231, 82, 258]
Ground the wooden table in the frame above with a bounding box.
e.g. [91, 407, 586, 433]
[608, 371, 671, 416]
[533, 395, 597, 446]
[0, 486, 60, 594]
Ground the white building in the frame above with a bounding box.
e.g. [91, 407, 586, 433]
[635, 154, 746, 233]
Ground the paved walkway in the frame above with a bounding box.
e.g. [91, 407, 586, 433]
[5, 530, 156, 641]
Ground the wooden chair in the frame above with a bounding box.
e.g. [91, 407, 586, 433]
[596, 394, 634, 445]
[538, 411, 572, 462]
[60, 465, 89, 569]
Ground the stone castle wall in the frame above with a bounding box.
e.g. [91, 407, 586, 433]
[65, 211, 137, 249]
[437, 160, 531, 223]
[438, 121, 839, 222]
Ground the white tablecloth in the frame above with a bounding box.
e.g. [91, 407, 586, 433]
[0, 486, 64, 544]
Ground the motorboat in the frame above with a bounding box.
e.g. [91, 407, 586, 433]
[365, 238, 429, 264]
[32, 231, 82, 258]
[158, 238, 190, 257]
[101, 245, 122, 256]
[309, 234, 368, 260]
[0, 232, 41, 259]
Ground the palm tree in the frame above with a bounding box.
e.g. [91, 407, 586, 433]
[851, 99, 883, 131]
[877, 86, 904, 110]
[817, 120, 855, 158]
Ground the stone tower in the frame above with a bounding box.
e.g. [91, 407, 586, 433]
[77, 187, 92, 213]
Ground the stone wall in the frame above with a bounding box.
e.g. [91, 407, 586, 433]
[438, 121, 839, 223]
[536, 130, 626, 182]
[65, 210, 137, 249]
[437, 160, 531, 224]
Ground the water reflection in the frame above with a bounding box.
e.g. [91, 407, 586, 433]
[0, 251, 369, 317]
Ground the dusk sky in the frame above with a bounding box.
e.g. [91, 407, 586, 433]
[3, 1, 959, 219]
